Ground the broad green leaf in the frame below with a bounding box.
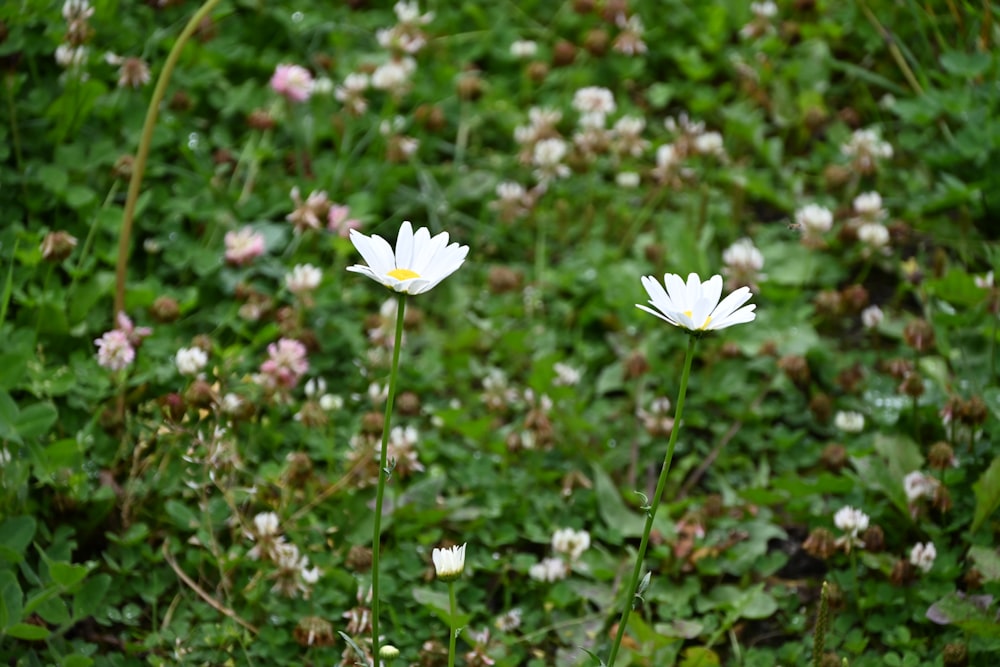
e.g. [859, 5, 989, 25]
[5, 622, 49, 640]
[968, 546, 1000, 582]
[74, 572, 111, 620]
[940, 51, 993, 78]
[0, 570, 23, 630]
[48, 561, 89, 589]
[412, 587, 470, 628]
[62, 655, 94, 667]
[679, 646, 720, 667]
[16, 401, 58, 440]
[0, 516, 36, 563]
[971, 456, 1000, 534]
[592, 464, 646, 538]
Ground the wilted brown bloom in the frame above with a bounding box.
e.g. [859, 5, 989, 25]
[890, 558, 916, 586]
[778, 354, 811, 389]
[40, 231, 78, 262]
[903, 319, 935, 353]
[861, 525, 885, 552]
[928, 441, 956, 470]
[803, 527, 837, 560]
[820, 443, 847, 472]
[294, 616, 334, 647]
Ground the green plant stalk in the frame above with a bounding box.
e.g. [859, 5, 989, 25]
[813, 581, 830, 667]
[0, 239, 18, 326]
[114, 0, 223, 316]
[856, 0, 925, 96]
[447, 580, 458, 667]
[371, 293, 407, 663]
[606, 334, 698, 667]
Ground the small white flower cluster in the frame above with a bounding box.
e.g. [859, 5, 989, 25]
[974, 271, 994, 290]
[833, 505, 869, 553]
[740, 1, 779, 39]
[834, 410, 865, 433]
[653, 113, 725, 186]
[285, 263, 323, 297]
[722, 238, 766, 292]
[861, 305, 883, 330]
[245, 511, 321, 598]
[903, 470, 941, 520]
[909, 541, 936, 573]
[481, 368, 519, 411]
[376, 1, 433, 55]
[553, 362, 582, 387]
[175, 346, 208, 377]
[637, 396, 674, 437]
[529, 528, 591, 582]
[509, 39, 538, 59]
[56, 0, 93, 75]
[380, 114, 420, 162]
[793, 204, 834, 247]
[490, 181, 534, 222]
[612, 13, 648, 56]
[841, 127, 893, 174]
[852, 191, 891, 253]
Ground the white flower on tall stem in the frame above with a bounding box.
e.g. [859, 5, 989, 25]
[861, 305, 883, 330]
[286, 264, 323, 296]
[432, 543, 466, 581]
[722, 238, 765, 292]
[833, 505, 869, 552]
[347, 221, 469, 295]
[551, 528, 590, 561]
[637, 273, 756, 332]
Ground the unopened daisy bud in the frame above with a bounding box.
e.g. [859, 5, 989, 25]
[431, 543, 466, 581]
[379, 645, 400, 662]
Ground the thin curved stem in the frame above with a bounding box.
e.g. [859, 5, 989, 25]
[447, 581, 458, 667]
[114, 0, 223, 315]
[607, 335, 698, 666]
[371, 293, 407, 662]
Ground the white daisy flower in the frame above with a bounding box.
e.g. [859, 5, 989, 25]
[637, 273, 756, 332]
[431, 543, 467, 581]
[347, 221, 469, 294]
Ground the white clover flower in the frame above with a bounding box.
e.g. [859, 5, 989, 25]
[909, 542, 936, 573]
[175, 347, 208, 377]
[857, 223, 890, 250]
[751, 1, 778, 18]
[616, 171, 641, 188]
[494, 608, 523, 632]
[553, 362, 582, 387]
[286, 263, 323, 295]
[254, 511, 281, 536]
[319, 394, 344, 411]
[529, 557, 568, 582]
[220, 393, 243, 415]
[371, 58, 416, 94]
[394, 0, 433, 25]
[833, 505, 869, 537]
[861, 305, 883, 330]
[431, 543, 466, 581]
[637, 273, 756, 332]
[975, 271, 994, 289]
[656, 143, 679, 169]
[496, 181, 526, 202]
[510, 40, 538, 58]
[347, 221, 469, 295]
[532, 137, 570, 181]
[903, 471, 940, 503]
[551, 528, 590, 561]
[693, 131, 724, 156]
[304, 377, 327, 398]
[795, 204, 834, 235]
[63, 0, 94, 21]
[55, 44, 88, 68]
[572, 86, 616, 116]
[853, 191, 885, 217]
[834, 410, 865, 433]
[722, 238, 766, 291]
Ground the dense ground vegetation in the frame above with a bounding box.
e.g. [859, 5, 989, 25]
[1, 0, 999, 665]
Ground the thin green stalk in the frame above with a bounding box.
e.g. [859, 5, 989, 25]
[607, 335, 698, 667]
[813, 581, 831, 667]
[371, 294, 407, 662]
[114, 0, 223, 316]
[447, 580, 458, 667]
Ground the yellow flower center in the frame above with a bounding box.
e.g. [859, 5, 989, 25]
[388, 268, 420, 280]
[683, 310, 711, 330]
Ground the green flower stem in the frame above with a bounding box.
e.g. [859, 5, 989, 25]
[607, 334, 698, 667]
[114, 0, 223, 316]
[447, 580, 458, 667]
[371, 293, 407, 662]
